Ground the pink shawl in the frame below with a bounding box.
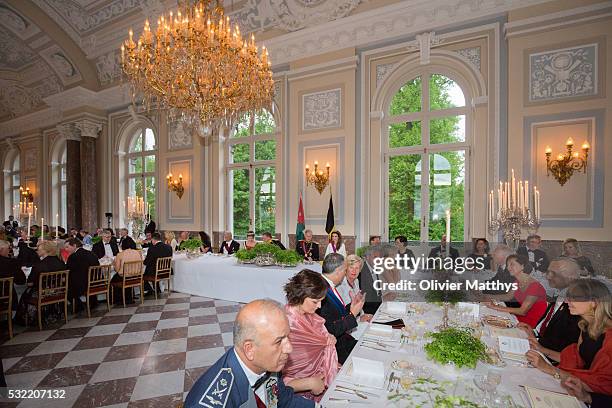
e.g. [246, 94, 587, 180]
[283, 305, 340, 401]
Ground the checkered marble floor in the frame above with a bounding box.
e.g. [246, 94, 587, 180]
[1, 292, 241, 408]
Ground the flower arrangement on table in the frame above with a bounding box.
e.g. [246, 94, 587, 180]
[235, 243, 302, 267]
[179, 238, 203, 259]
[424, 327, 489, 369]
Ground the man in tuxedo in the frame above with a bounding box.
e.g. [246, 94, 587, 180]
[3, 215, 18, 238]
[296, 229, 319, 261]
[517, 234, 549, 273]
[143, 232, 172, 293]
[317, 253, 365, 364]
[65, 238, 100, 312]
[92, 231, 119, 259]
[118, 228, 136, 249]
[144, 214, 156, 235]
[219, 231, 240, 255]
[428, 235, 460, 260]
[0, 240, 23, 309]
[262, 232, 286, 250]
[518, 257, 581, 353]
[359, 245, 384, 315]
[185, 300, 314, 408]
[16, 228, 39, 267]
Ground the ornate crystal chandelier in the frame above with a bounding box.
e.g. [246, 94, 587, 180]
[120, 0, 274, 134]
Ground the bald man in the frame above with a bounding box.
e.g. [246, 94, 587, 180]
[185, 299, 315, 408]
[518, 257, 582, 355]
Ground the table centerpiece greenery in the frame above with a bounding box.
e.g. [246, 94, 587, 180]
[424, 327, 489, 369]
[235, 243, 302, 267]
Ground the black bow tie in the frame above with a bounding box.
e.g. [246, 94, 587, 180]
[252, 372, 271, 390]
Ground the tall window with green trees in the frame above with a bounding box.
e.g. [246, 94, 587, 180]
[127, 128, 157, 220]
[227, 110, 277, 238]
[385, 72, 468, 243]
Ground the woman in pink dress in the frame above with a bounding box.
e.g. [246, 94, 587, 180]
[283, 269, 340, 401]
[485, 254, 547, 328]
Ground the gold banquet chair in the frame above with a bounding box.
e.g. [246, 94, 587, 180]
[85, 265, 112, 317]
[111, 261, 144, 308]
[143, 256, 172, 299]
[25, 270, 70, 331]
[0, 277, 14, 338]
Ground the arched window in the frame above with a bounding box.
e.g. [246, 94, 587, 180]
[127, 127, 157, 220]
[59, 149, 67, 228]
[385, 72, 468, 242]
[4, 151, 20, 218]
[227, 110, 277, 238]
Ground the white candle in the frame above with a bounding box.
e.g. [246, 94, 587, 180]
[524, 180, 529, 212]
[511, 169, 516, 207]
[55, 213, 59, 239]
[40, 217, 44, 241]
[27, 213, 31, 240]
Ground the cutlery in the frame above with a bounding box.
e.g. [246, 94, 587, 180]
[387, 372, 395, 391]
[328, 397, 370, 404]
[334, 387, 368, 399]
[335, 385, 378, 398]
[360, 344, 390, 352]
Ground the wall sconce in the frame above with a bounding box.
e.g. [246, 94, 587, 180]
[544, 137, 590, 186]
[166, 173, 185, 199]
[305, 161, 331, 194]
[20, 186, 33, 202]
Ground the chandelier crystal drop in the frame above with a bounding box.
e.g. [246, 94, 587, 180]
[120, 0, 274, 132]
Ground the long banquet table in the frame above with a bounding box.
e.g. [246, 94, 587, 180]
[321, 300, 579, 407]
[171, 253, 322, 304]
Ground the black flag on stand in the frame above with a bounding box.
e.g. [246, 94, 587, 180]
[325, 194, 335, 234]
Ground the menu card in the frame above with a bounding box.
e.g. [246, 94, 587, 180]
[523, 386, 582, 408]
[498, 336, 530, 362]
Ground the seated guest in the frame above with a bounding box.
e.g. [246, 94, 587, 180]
[65, 238, 100, 312]
[337, 255, 362, 305]
[369, 235, 381, 246]
[359, 245, 384, 314]
[112, 238, 143, 304]
[118, 228, 136, 249]
[517, 234, 550, 273]
[176, 231, 190, 248]
[324, 231, 347, 258]
[57, 226, 67, 240]
[92, 231, 119, 259]
[394, 235, 415, 270]
[78, 229, 92, 246]
[0, 240, 22, 309]
[244, 231, 257, 250]
[163, 231, 178, 251]
[198, 231, 212, 253]
[262, 231, 286, 250]
[140, 231, 153, 248]
[3, 215, 18, 238]
[485, 254, 547, 328]
[561, 238, 595, 276]
[527, 279, 612, 395]
[482, 244, 515, 298]
[519, 257, 582, 358]
[283, 270, 340, 401]
[563, 376, 612, 408]
[317, 253, 365, 364]
[296, 229, 319, 261]
[93, 228, 104, 238]
[428, 234, 459, 260]
[185, 300, 314, 408]
[69, 227, 79, 239]
[16, 228, 39, 267]
[219, 231, 240, 255]
[143, 232, 172, 293]
[16, 241, 66, 324]
[467, 238, 491, 270]
[144, 213, 156, 234]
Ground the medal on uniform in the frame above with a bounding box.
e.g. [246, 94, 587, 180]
[264, 377, 278, 408]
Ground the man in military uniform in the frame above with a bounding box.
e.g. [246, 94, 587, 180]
[185, 299, 315, 408]
[295, 230, 319, 261]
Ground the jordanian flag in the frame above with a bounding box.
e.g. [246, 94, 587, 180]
[296, 192, 305, 242]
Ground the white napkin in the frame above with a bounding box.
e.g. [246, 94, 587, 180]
[385, 301, 406, 314]
[350, 356, 386, 389]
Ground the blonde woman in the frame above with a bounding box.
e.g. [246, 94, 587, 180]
[561, 238, 595, 276]
[112, 238, 143, 304]
[527, 279, 612, 395]
[164, 231, 178, 252]
[337, 255, 373, 322]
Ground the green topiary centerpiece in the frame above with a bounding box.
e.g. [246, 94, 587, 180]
[236, 243, 302, 267]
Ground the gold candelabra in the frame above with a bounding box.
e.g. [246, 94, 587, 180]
[120, 0, 274, 134]
[166, 173, 185, 199]
[545, 138, 590, 186]
[305, 161, 331, 194]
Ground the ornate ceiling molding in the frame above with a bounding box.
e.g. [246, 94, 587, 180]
[263, 0, 553, 66]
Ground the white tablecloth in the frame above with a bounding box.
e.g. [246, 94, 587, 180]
[321, 301, 575, 407]
[171, 254, 322, 303]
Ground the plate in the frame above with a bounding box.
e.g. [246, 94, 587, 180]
[482, 315, 514, 328]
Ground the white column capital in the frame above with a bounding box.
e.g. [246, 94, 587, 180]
[75, 119, 103, 139]
[56, 123, 81, 141]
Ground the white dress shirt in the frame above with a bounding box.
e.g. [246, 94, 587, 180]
[234, 349, 267, 403]
[103, 242, 114, 259]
